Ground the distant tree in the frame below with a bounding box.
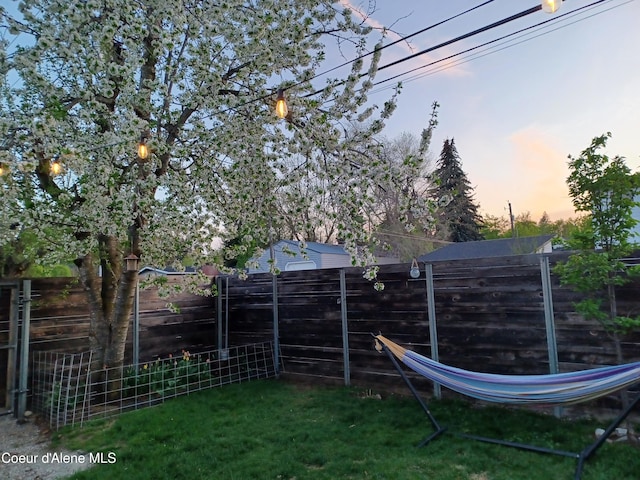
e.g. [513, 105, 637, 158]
[370, 103, 440, 260]
[431, 139, 484, 242]
[480, 214, 509, 240]
[537, 211, 554, 234]
[510, 212, 538, 238]
[481, 211, 584, 241]
[554, 133, 640, 365]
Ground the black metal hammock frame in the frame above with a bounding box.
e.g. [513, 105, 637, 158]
[374, 334, 640, 480]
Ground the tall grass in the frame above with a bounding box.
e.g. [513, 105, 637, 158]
[53, 380, 639, 480]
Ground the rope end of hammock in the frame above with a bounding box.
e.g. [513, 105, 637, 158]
[371, 332, 384, 353]
[373, 334, 407, 359]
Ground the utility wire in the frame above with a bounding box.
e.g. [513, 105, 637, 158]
[286, 1, 496, 92]
[383, 0, 629, 91]
[302, 3, 543, 98]
[194, 1, 497, 118]
[372, 0, 607, 88]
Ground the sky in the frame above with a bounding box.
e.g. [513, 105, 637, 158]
[339, 0, 640, 221]
[3, 1, 638, 223]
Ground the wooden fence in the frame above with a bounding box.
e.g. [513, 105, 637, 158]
[24, 277, 216, 359]
[220, 253, 640, 405]
[0, 276, 216, 411]
[1, 251, 639, 414]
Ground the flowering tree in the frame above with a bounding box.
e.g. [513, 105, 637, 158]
[0, 1, 428, 371]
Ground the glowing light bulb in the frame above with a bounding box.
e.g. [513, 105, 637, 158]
[138, 137, 149, 159]
[50, 159, 62, 175]
[275, 89, 288, 119]
[541, 0, 561, 13]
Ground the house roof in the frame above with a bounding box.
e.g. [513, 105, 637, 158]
[417, 235, 555, 262]
[277, 240, 350, 256]
[138, 266, 198, 275]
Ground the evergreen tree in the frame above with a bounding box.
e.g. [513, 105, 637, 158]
[431, 139, 484, 242]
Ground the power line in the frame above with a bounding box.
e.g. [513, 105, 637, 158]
[374, 0, 608, 85]
[302, 3, 543, 99]
[371, 0, 609, 88]
[385, 0, 630, 91]
[195, 1, 498, 117]
[287, 1, 496, 93]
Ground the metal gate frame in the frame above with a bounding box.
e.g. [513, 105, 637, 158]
[0, 280, 31, 420]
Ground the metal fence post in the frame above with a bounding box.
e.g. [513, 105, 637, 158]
[216, 276, 223, 352]
[340, 269, 350, 386]
[133, 278, 140, 367]
[17, 280, 31, 422]
[540, 255, 561, 417]
[425, 264, 441, 399]
[272, 275, 280, 375]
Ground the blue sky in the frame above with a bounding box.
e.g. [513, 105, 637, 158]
[344, 0, 640, 221]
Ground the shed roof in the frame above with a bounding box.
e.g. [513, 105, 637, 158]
[278, 240, 350, 256]
[417, 234, 555, 262]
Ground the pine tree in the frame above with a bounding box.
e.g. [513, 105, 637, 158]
[431, 139, 484, 242]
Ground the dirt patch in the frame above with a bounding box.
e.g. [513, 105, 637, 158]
[0, 414, 92, 480]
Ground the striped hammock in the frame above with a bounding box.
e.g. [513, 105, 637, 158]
[375, 335, 640, 406]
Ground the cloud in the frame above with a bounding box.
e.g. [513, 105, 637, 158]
[337, 0, 473, 80]
[506, 128, 575, 220]
[468, 127, 576, 220]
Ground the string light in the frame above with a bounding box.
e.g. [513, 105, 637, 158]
[50, 158, 63, 175]
[275, 89, 288, 119]
[410, 258, 421, 279]
[542, 0, 562, 13]
[137, 135, 149, 160]
[0, 163, 8, 176]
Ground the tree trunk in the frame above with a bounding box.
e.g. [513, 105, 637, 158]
[77, 241, 137, 400]
[608, 281, 630, 415]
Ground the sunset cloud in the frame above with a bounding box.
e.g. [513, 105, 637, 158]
[506, 128, 575, 220]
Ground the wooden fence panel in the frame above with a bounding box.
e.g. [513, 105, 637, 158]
[217, 252, 640, 404]
[0, 277, 217, 364]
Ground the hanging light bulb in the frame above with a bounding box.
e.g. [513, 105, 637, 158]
[541, 0, 561, 13]
[0, 163, 8, 176]
[409, 258, 420, 279]
[137, 135, 149, 160]
[275, 89, 288, 119]
[50, 158, 63, 175]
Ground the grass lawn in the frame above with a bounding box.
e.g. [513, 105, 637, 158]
[53, 379, 639, 480]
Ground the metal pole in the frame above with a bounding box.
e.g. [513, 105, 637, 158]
[224, 277, 229, 352]
[133, 277, 140, 367]
[540, 255, 561, 417]
[216, 276, 223, 352]
[272, 274, 280, 375]
[6, 283, 19, 414]
[17, 280, 31, 422]
[425, 263, 441, 398]
[339, 269, 350, 386]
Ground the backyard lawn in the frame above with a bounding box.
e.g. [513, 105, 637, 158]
[53, 379, 639, 480]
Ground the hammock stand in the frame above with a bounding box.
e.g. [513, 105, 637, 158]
[374, 334, 640, 480]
